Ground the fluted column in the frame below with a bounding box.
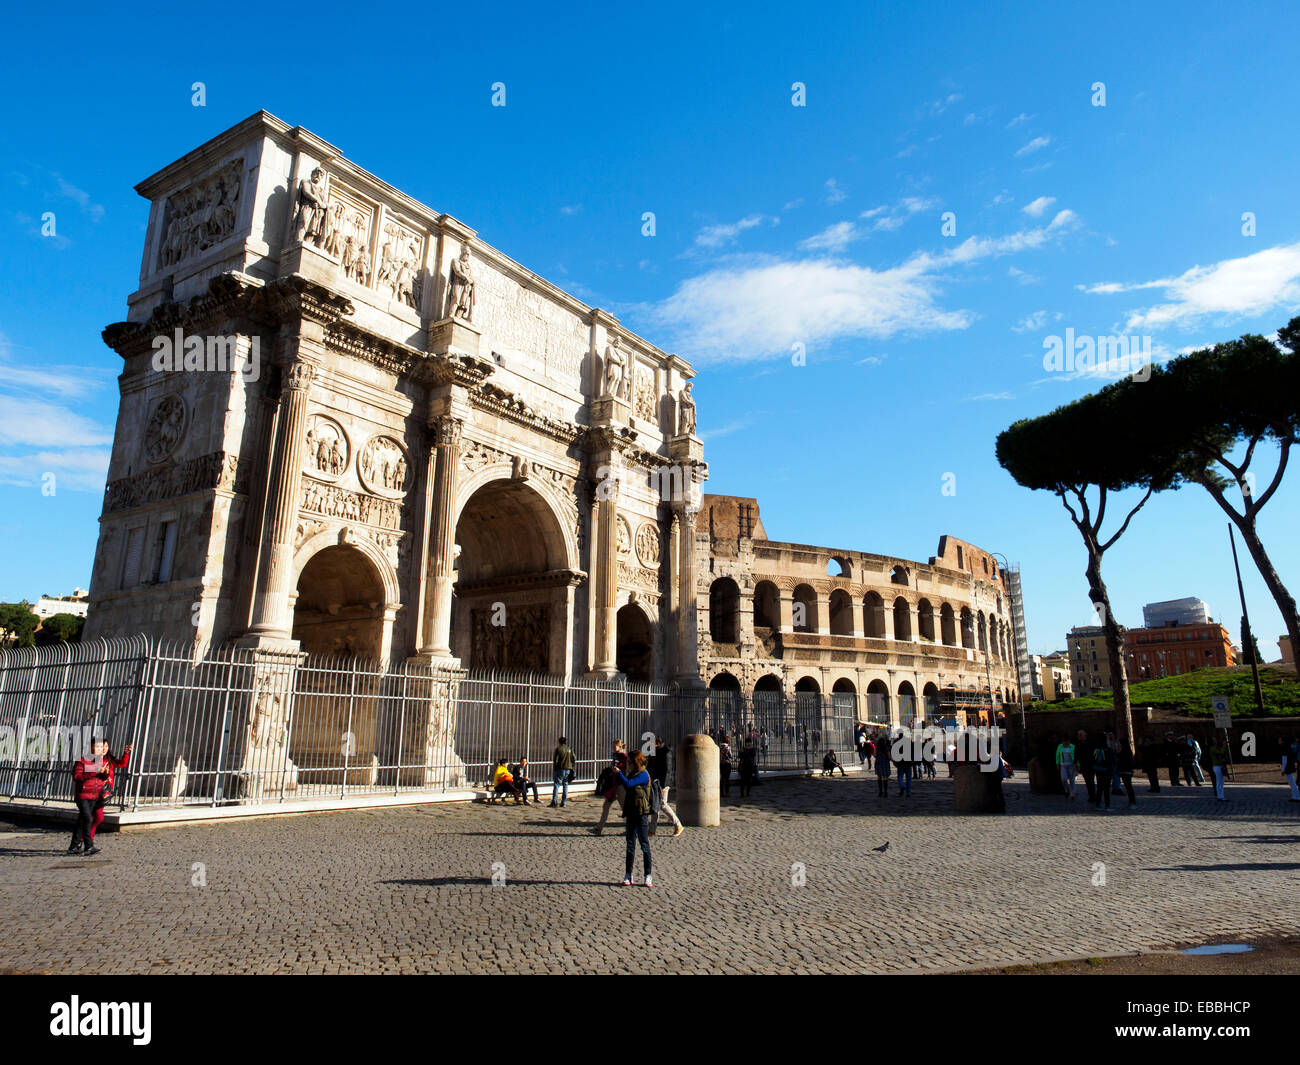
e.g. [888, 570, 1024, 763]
[247, 357, 317, 639]
[591, 457, 620, 676]
[420, 416, 463, 659]
[675, 501, 700, 684]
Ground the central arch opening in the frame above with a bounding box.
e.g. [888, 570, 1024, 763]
[292, 545, 387, 659]
[451, 478, 571, 673]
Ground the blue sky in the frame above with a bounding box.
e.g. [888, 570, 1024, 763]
[2, 1, 1299, 658]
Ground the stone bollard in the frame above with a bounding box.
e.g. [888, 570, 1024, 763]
[676, 734, 720, 827]
[952, 762, 1006, 813]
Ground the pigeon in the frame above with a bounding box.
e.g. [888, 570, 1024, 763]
[872, 842, 889, 853]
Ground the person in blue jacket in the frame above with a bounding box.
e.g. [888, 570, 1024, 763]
[616, 750, 654, 887]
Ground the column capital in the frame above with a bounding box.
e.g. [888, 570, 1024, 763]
[432, 415, 464, 449]
[283, 356, 320, 394]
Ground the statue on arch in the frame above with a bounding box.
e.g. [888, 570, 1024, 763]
[601, 334, 626, 400]
[293, 168, 329, 246]
[446, 243, 476, 321]
[677, 380, 697, 436]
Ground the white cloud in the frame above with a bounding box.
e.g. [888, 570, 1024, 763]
[649, 256, 972, 363]
[1013, 310, 1061, 333]
[925, 92, 963, 116]
[693, 214, 769, 250]
[0, 360, 113, 399]
[559, 204, 581, 215]
[1021, 196, 1056, 218]
[799, 221, 859, 252]
[0, 395, 113, 448]
[1008, 266, 1040, 285]
[0, 449, 111, 492]
[1015, 136, 1052, 157]
[856, 355, 886, 366]
[650, 210, 1082, 363]
[798, 198, 939, 251]
[1080, 241, 1300, 331]
[966, 391, 1014, 402]
[1006, 113, 1034, 128]
[824, 178, 847, 204]
[860, 196, 938, 233]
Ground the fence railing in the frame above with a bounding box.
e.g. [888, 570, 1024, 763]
[0, 637, 871, 813]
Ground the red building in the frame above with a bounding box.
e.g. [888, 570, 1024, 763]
[1125, 622, 1236, 680]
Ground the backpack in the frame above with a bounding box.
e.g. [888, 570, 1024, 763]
[595, 766, 615, 797]
[623, 777, 652, 817]
[649, 777, 663, 814]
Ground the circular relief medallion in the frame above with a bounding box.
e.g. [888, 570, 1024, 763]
[143, 394, 187, 465]
[358, 435, 410, 497]
[304, 414, 350, 481]
[635, 522, 660, 568]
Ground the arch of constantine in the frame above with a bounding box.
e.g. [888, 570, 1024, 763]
[86, 111, 704, 687]
[83, 112, 1020, 734]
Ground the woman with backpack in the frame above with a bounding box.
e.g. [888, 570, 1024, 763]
[616, 750, 654, 887]
[718, 734, 733, 797]
[69, 739, 131, 856]
[1092, 736, 1114, 811]
[738, 738, 759, 797]
[1207, 731, 1230, 801]
[873, 732, 892, 797]
[592, 740, 628, 835]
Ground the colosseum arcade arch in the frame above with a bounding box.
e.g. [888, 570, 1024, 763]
[450, 477, 575, 674]
[291, 540, 394, 661]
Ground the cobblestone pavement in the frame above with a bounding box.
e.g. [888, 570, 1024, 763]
[3, 771, 1298, 974]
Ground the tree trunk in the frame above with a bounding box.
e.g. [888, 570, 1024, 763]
[1232, 512, 1300, 673]
[1084, 544, 1134, 748]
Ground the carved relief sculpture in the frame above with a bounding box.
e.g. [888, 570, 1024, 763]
[303, 414, 349, 480]
[301, 478, 402, 530]
[377, 221, 422, 308]
[445, 243, 476, 321]
[635, 522, 661, 568]
[144, 394, 187, 464]
[105, 451, 242, 512]
[470, 603, 550, 673]
[326, 184, 374, 285]
[635, 371, 658, 422]
[157, 159, 244, 269]
[358, 436, 410, 497]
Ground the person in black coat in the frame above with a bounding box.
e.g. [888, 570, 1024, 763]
[1116, 739, 1137, 807]
[1163, 731, 1182, 786]
[1075, 729, 1096, 803]
[1139, 736, 1161, 792]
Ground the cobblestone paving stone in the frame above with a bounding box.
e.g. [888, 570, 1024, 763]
[2, 772, 1297, 974]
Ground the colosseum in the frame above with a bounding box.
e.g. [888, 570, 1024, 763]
[693, 494, 1022, 728]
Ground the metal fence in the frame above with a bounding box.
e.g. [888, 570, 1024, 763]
[0, 637, 874, 814]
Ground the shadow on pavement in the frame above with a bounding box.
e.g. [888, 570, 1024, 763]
[382, 877, 616, 888]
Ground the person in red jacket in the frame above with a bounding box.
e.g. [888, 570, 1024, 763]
[69, 739, 131, 856]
